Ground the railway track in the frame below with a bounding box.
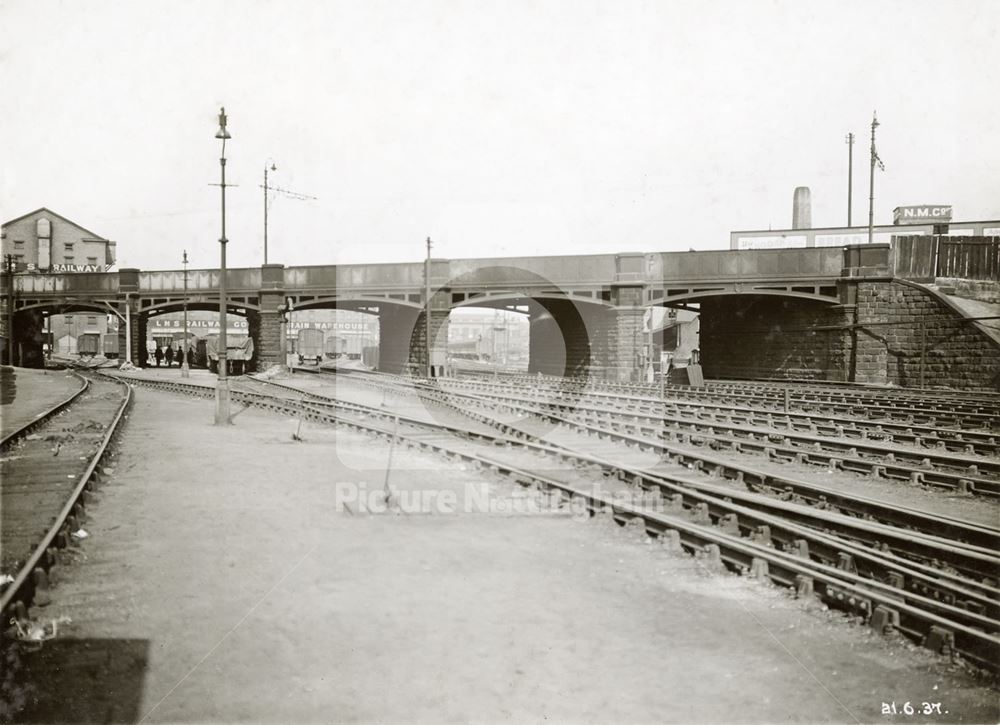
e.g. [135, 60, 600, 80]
[418, 379, 1000, 494]
[112, 370, 1000, 672]
[0, 372, 132, 623]
[316, 370, 1000, 572]
[455, 370, 1000, 430]
[355, 369, 1000, 456]
[312, 375, 1000, 544]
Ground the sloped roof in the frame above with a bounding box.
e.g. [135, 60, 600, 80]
[2, 207, 110, 241]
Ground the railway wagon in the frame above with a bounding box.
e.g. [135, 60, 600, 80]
[297, 328, 324, 365]
[204, 334, 255, 374]
[103, 335, 119, 359]
[324, 335, 346, 360]
[77, 332, 101, 358]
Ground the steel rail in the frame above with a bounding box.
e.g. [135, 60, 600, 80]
[0, 374, 132, 617]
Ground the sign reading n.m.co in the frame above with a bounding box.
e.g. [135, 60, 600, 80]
[893, 205, 952, 225]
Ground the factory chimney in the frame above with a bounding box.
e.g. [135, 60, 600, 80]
[792, 187, 812, 230]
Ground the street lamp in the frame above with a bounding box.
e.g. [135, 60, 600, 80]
[181, 249, 190, 377]
[215, 107, 232, 424]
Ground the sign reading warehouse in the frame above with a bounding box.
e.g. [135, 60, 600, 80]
[893, 205, 952, 225]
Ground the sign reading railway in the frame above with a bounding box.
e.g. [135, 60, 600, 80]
[893, 205, 952, 225]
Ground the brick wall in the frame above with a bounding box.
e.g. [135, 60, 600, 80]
[853, 281, 1000, 389]
[2, 211, 114, 269]
[256, 311, 283, 368]
[605, 307, 645, 382]
[528, 299, 595, 378]
[117, 299, 143, 365]
[378, 306, 420, 374]
[407, 309, 450, 372]
[698, 286, 1000, 389]
[700, 295, 847, 381]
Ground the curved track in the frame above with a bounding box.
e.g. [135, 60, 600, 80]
[0, 372, 132, 622]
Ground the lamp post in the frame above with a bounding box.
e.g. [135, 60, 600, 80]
[215, 107, 232, 424]
[181, 249, 190, 377]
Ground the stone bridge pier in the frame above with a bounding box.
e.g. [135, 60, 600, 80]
[527, 285, 647, 382]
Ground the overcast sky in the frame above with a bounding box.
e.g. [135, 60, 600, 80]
[2, 0, 998, 271]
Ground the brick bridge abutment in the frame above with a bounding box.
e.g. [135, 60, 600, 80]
[699, 280, 1000, 389]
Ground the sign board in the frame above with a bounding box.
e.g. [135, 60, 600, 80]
[13, 263, 114, 273]
[51, 263, 115, 272]
[736, 235, 807, 250]
[893, 205, 952, 225]
[152, 318, 250, 329]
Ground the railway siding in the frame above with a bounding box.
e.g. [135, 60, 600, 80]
[0, 373, 131, 621]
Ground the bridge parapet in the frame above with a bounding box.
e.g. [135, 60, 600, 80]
[14, 271, 118, 295]
[653, 247, 844, 284]
[139, 267, 261, 294]
[284, 262, 425, 292]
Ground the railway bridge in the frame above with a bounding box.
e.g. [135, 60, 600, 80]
[3, 239, 999, 388]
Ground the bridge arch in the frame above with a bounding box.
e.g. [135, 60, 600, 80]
[692, 292, 847, 381]
[288, 295, 422, 313]
[651, 287, 840, 309]
[140, 304, 258, 371]
[417, 266, 623, 379]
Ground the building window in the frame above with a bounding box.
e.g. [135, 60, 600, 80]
[87, 316, 97, 326]
[87, 257, 98, 265]
[64, 316, 72, 323]
[64, 243, 74, 251]
[14, 254, 24, 263]
[14, 240, 24, 248]
[64, 256, 74, 263]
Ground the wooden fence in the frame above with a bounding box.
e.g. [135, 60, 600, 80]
[937, 238, 1000, 280]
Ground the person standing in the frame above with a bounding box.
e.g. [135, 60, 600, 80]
[154, 347, 163, 367]
[165, 345, 175, 367]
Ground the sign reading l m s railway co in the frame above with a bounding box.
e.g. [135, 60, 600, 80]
[893, 205, 952, 225]
[13, 263, 114, 273]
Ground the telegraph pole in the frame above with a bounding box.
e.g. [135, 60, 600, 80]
[261, 162, 314, 265]
[425, 237, 432, 378]
[867, 112, 882, 246]
[263, 162, 275, 264]
[181, 249, 190, 377]
[845, 132, 854, 226]
[4, 254, 13, 366]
